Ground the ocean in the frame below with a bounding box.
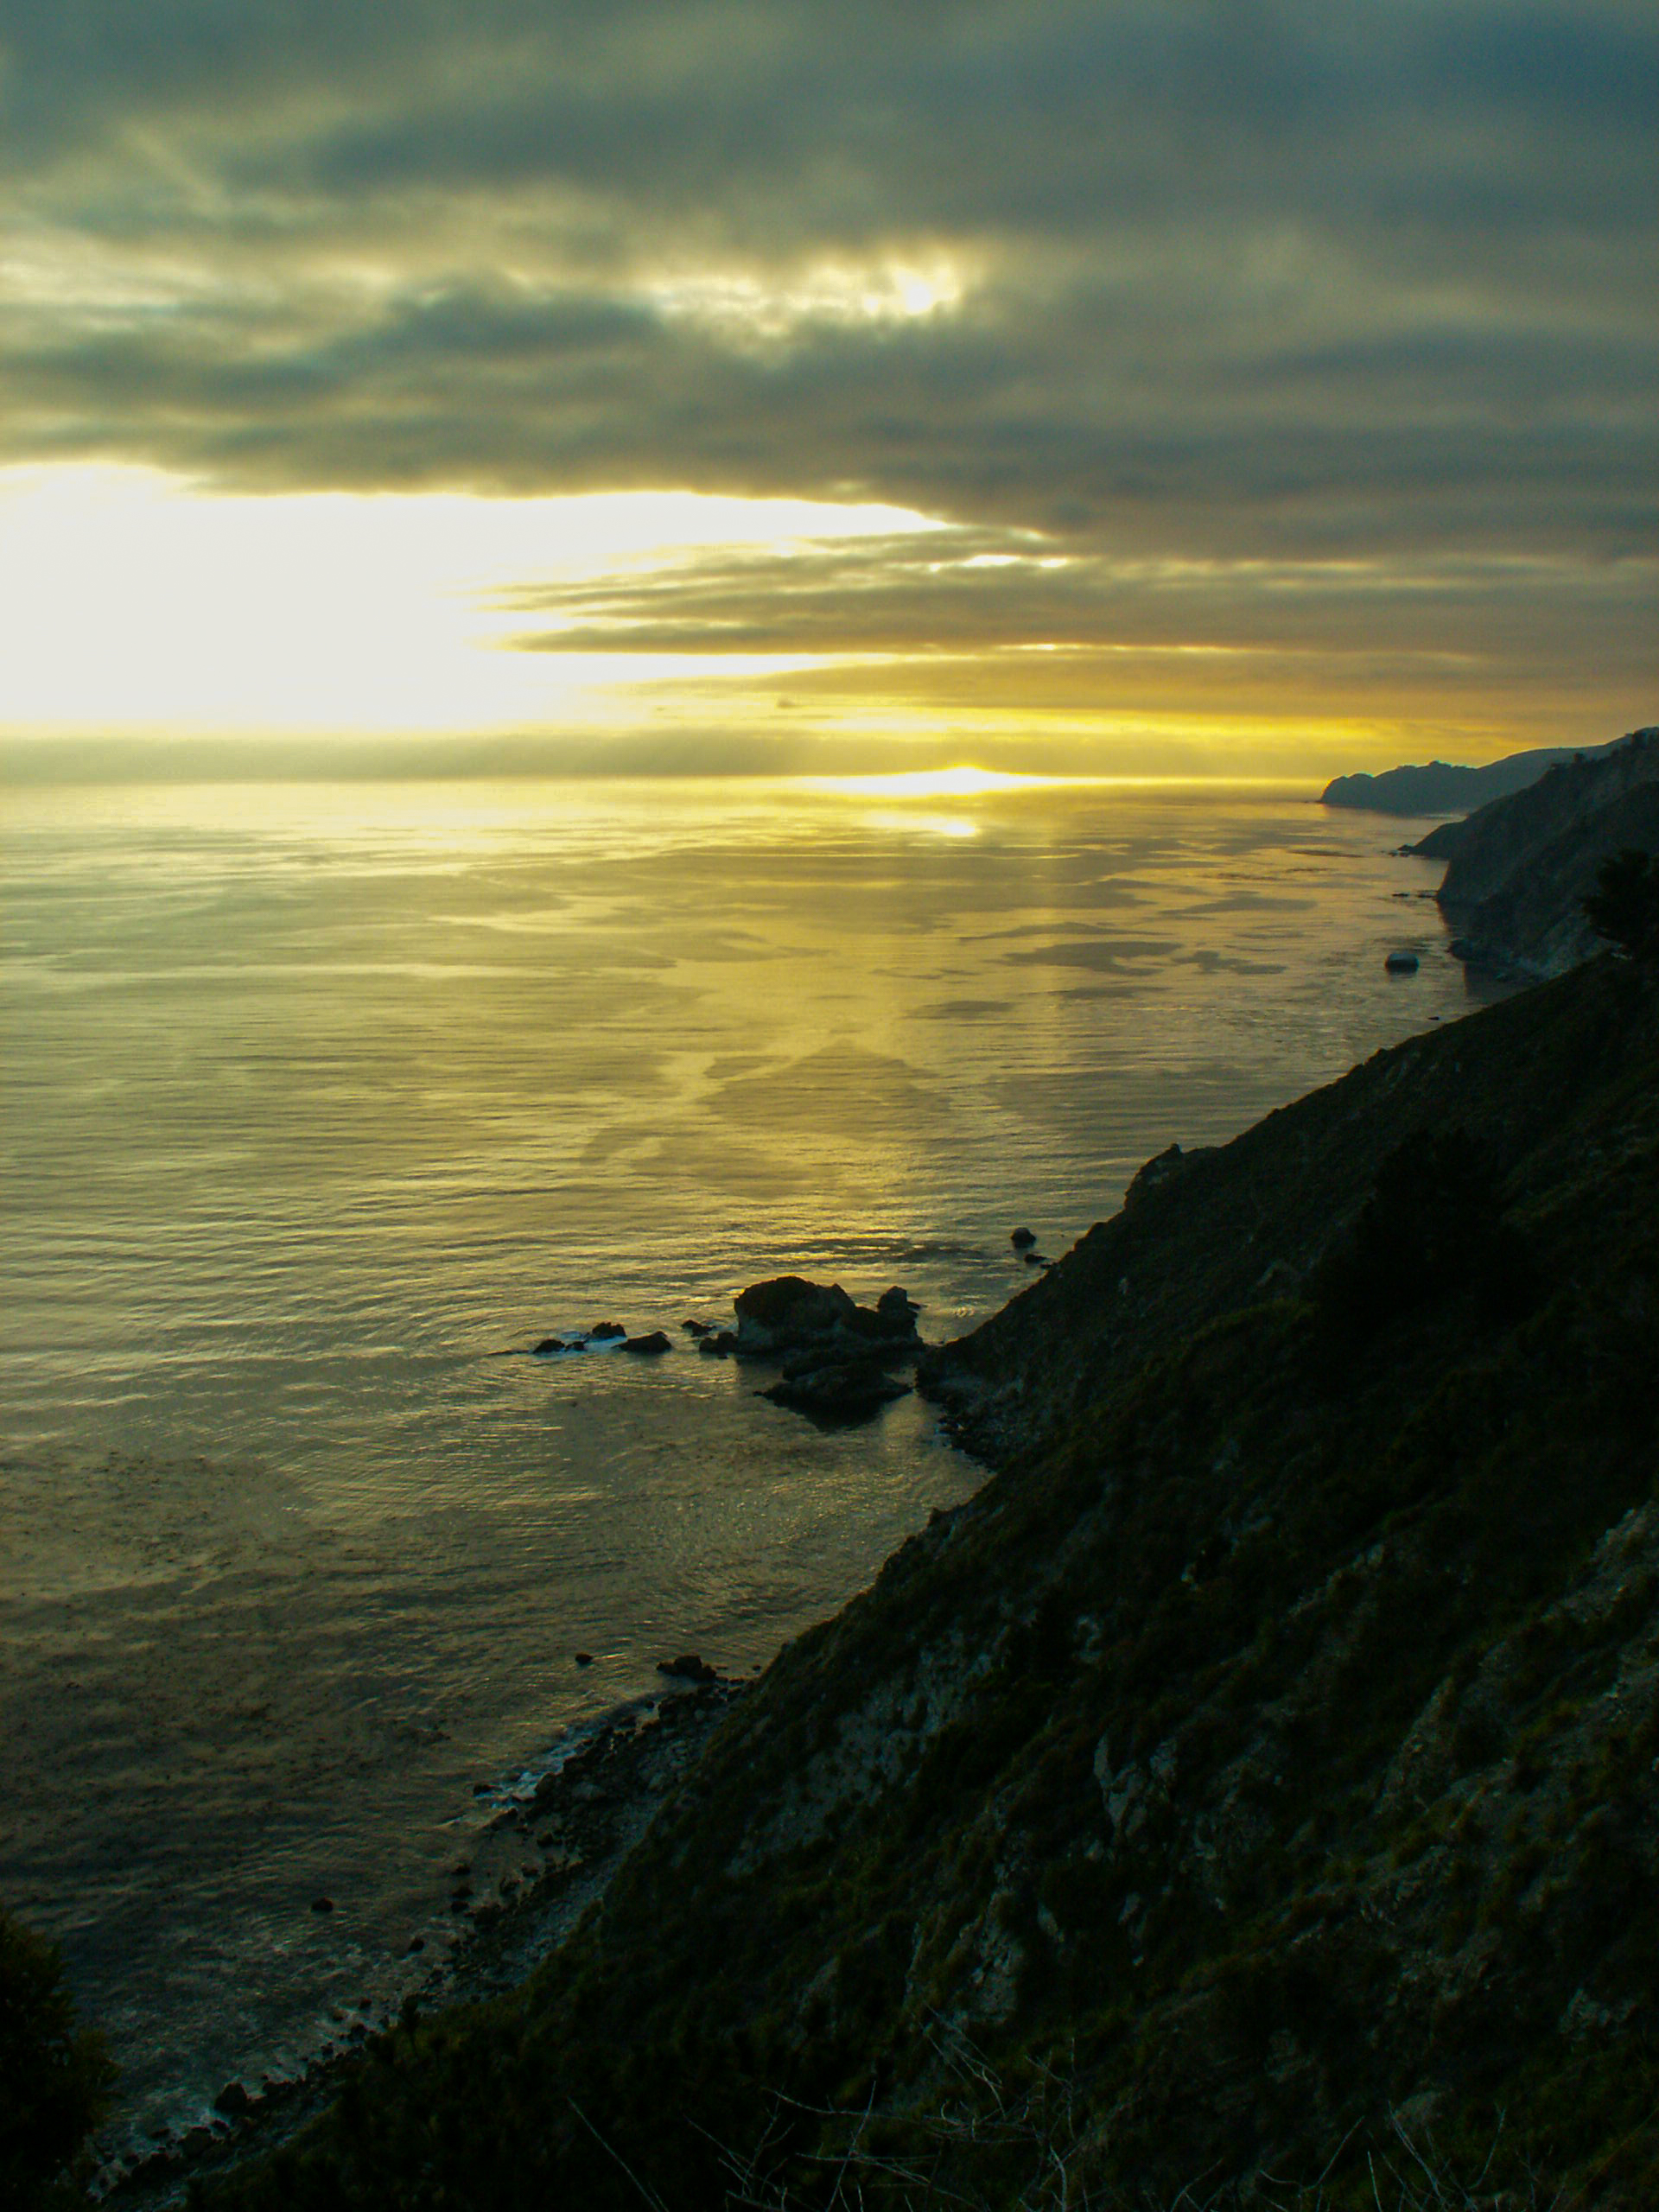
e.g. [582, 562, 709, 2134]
[0, 771, 1481, 2158]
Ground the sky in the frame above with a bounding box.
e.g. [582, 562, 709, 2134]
[1, 0, 1655, 779]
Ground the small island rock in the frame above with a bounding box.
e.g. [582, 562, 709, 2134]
[761, 1363, 912, 1426]
[733, 1275, 921, 1357]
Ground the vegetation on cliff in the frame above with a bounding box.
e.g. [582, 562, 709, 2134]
[178, 948, 1659, 2210]
[0, 1906, 114, 2210]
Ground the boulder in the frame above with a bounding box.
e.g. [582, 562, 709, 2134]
[1011, 1226, 1037, 1249]
[588, 1322, 626, 1341]
[698, 1330, 738, 1357]
[623, 1332, 671, 1355]
[682, 1319, 714, 1337]
[656, 1654, 720, 1684]
[1385, 950, 1421, 974]
[531, 1336, 572, 1356]
[733, 1275, 921, 1359]
[761, 1364, 912, 1426]
[734, 1276, 860, 1352]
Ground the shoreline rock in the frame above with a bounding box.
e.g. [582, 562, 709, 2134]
[98, 1679, 743, 2205]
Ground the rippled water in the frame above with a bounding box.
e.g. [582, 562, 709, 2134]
[0, 772, 1476, 2151]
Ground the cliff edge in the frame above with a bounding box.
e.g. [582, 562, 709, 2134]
[1409, 727, 1659, 976]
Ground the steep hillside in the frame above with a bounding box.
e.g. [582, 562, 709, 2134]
[1411, 728, 1659, 976]
[917, 949, 1653, 1462]
[1319, 741, 1611, 817]
[205, 957, 1659, 2210]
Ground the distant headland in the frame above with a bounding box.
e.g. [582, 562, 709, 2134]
[1319, 737, 1621, 817]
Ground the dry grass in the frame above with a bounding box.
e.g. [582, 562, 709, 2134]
[577, 2028, 1571, 2212]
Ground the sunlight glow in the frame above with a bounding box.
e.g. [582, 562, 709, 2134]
[798, 766, 1072, 798]
[647, 251, 971, 342]
[0, 463, 938, 738]
[865, 811, 982, 839]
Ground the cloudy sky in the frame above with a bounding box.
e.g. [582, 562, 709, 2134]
[2, 0, 1654, 774]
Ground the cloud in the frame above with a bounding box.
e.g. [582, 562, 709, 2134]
[1, 1, 1653, 749]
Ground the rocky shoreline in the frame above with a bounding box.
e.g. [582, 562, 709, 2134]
[100, 1676, 745, 2205]
[95, 1267, 1017, 2202]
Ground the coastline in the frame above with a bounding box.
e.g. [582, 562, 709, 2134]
[99, 1677, 746, 2205]
[84, 947, 1659, 2204]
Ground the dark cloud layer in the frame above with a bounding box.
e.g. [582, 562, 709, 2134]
[2, 1, 1654, 743]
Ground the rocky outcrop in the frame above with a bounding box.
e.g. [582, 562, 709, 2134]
[735, 1277, 923, 1424]
[732, 1276, 920, 1358]
[760, 1363, 911, 1426]
[1410, 726, 1659, 976]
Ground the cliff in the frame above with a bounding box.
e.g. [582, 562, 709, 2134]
[199, 960, 1659, 2210]
[1410, 728, 1659, 976]
[1319, 741, 1614, 817]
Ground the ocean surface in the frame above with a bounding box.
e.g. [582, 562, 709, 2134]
[0, 771, 1484, 2158]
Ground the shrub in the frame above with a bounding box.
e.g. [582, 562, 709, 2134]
[1312, 1128, 1533, 1338]
[1583, 847, 1659, 963]
[0, 1906, 114, 2209]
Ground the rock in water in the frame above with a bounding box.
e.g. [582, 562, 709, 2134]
[623, 1331, 671, 1354]
[656, 1654, 720, 1684]
[1385, 950, 1420, 974]
[733, 1276, 860, 1353]
[761, 1363, 912, 1426]
[588, 1322, 626, 1340]
[1011, 1226, 1037, 1249]
[732, 1275, 921, 1358]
